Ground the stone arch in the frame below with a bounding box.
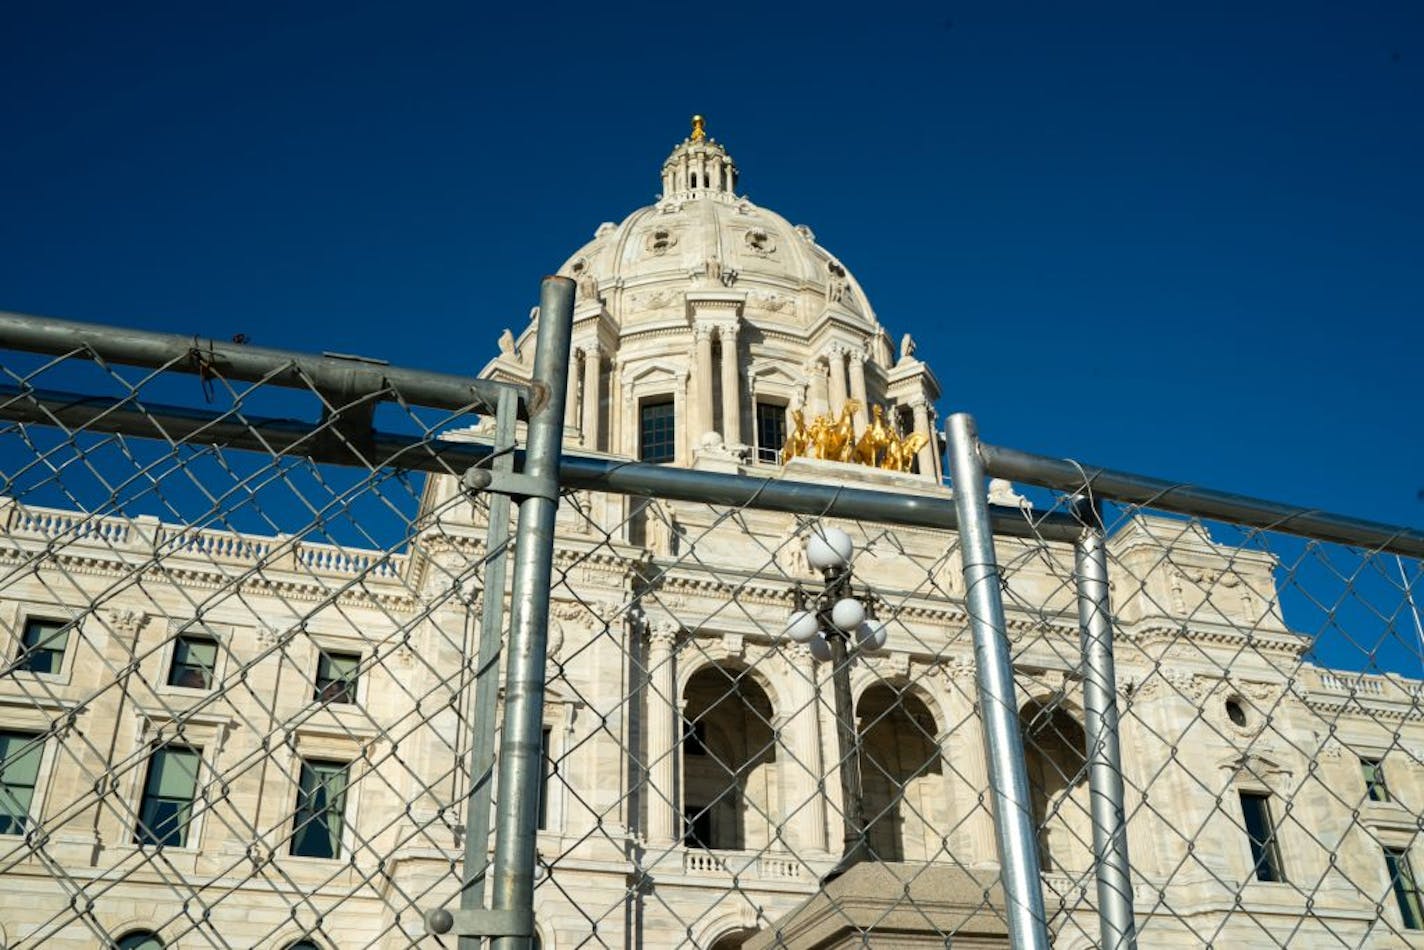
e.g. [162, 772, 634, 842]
[692, 903, 759, 949]
[681, 661, 778, 852]
[1019, 696, 1090, 874]
[856, 680, 946, 862]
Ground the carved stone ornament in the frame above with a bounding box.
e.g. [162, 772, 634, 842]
[750, 290, 790, 312]
[648, 621, 680, 651]
[108, 608, 148, 637]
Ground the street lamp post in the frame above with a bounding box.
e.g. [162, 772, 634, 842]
[783, 525, 889, 883]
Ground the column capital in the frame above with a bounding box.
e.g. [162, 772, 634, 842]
[846, 347, 867, 366]
[824, 342, 848, 359]
[693, 323, 716, 342]
[714, 318, 740, 339]
[648, 620, 681, 650]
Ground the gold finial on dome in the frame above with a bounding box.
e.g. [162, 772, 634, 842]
[690, 114, 706, 142]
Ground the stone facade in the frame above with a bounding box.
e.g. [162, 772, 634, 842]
[0, 124, 1421, 949]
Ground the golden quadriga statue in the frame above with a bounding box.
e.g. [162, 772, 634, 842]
[782, 401, 928, 472]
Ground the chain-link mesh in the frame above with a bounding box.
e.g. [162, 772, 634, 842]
[2, 323, 1422, 949]
[983, 485, 1424, 949]
[0, 342, 510, 948]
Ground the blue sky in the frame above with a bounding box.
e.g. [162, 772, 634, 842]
[1, 5, 1420, 526]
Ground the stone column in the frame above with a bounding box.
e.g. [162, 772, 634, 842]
[694, 325, 715, 443]
[673, 368, 690, 466]
[646, 622, 679, 847]
[911, 398, 936, 479]
[847, 348, 869, 431]
[566, 347, 584, 436]
[781, 646, 828, 854]
[825, 347, 848, 416]
[581, 345, 602, 451]
[807, 361, 830, 418]
[943, 665, 997, 866]
[718, 322, 741, 445]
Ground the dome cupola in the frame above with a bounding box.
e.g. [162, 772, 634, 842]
[660, 115, 738, 198]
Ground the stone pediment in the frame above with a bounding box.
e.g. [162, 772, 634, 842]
[743, 863, 1008, 949]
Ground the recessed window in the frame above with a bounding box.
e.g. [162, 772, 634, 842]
[683, 718, 708, 756]
[683, 804, 712, 849]
[755, 401, 786, 465]
[16, 617, 68, 674]
[1225, 698, 1248, 728]
[166, 635, 218, 690]
[313, 650, 360, 704]
[1362, 758, 1391, 803]
[537, 727, 553, 831]
[291, 759, 349, 859]
[135, 746, 201, 848]
[1386, 846, 1424, 930]
[1239, 790, 1285, 882]
[115, 932, 166, 950]
[639, 400, 676, 464]
[285, 942, 322, 950]
[0, 730, 43, 835]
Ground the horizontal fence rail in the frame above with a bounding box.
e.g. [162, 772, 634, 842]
[0, 309, 1421, 950]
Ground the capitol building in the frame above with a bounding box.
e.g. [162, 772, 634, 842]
[0, 120, 1421, 949]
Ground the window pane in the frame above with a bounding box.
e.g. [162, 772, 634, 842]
[0, 731, 42, 835]
[291, 759, 349, 858]
[116, 932, 166, 950]
[1362, 758, 1391, 803]
[1387, 848, 1424, 930]
[136, 747, 200, 848]
[1239, 791, 1284, 882]
[19, 618, 67, 674]
[167, 636, 218, 689]
[755, 402, 786, 464]
[314, 651, 360, 703]
[639, 401, 676, 464]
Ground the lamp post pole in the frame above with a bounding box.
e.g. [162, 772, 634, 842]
[785, 525, 888, 885]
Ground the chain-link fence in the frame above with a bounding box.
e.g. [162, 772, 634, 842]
[0, 283, 1421, 949]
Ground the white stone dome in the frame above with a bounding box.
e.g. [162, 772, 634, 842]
[482, 117, 940, 483]
[555, 120, 880, 332]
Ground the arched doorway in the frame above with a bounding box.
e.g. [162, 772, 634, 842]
[682, 664, 777, 852]
[1019, 698, 1089, 873]
[858, 683, 945, 862]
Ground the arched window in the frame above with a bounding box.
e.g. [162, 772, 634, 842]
[681, 665, 776, 851]
[858, 683, 943, 862]
[285, 941, 322, 950]
[1019, 699, 1089, 873]
[115, 932, 165, 950]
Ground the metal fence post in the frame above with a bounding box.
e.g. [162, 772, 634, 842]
[459, 382, 519, 949]
[1072, 497, 1137, 950]
[489, 276, 575, 949]
[945, 413, 1051, 950]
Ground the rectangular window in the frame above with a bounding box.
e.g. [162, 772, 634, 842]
[537, 727, 552, 831]
[313, 650, 360, 704]
[290, 759, 349, 859]
[0, 731, 43, 835]
[1239, 791, 1285, 882]
[135, 746, 201, 848]
[639, 400, 676, 464]
[1386, 847, 1424, 930]
[755, 401, 786, 465]
[166, 636, 218, 690]
[1362, 758, 1391, 803]
[683, 805, 712, 849]
[17, 617, 68, 674]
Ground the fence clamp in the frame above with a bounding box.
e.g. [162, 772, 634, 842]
[461, 466, 558, 503]
[424, 907, 533, 938]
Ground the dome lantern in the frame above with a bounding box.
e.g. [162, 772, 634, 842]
[661, 115, 738, 198]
